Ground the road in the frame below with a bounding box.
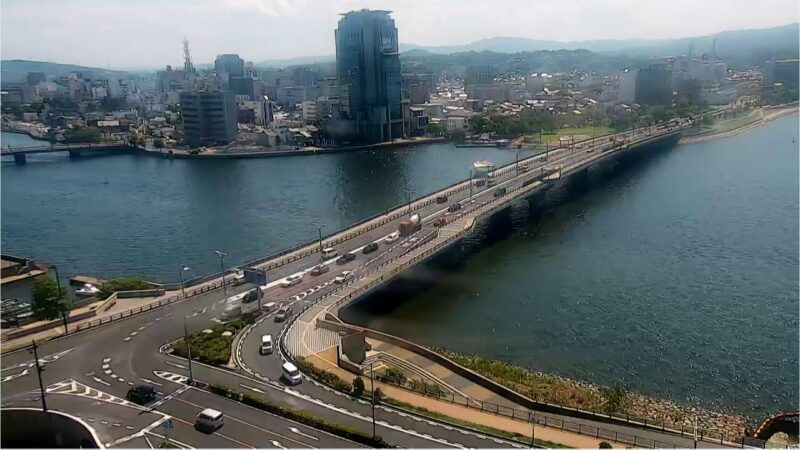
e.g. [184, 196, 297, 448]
[1, 122, 702, 448]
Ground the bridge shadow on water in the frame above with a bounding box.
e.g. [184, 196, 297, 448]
[340, 136, 681, 322]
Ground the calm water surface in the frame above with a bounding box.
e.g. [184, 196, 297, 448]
[2, 116, 797, 419]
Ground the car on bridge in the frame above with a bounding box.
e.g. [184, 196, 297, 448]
[336, 253, 356, 265]
[494, 188, 507, 197]
[280, 274, 302, 287]
[435, 195, 448, 203]
[321, 247, 338, 260]
[334, 271, 353, 284]
[447, 203, 462, 212]
[434, 217, 447, 227]
[310, 264, 329, 276]
[384, 232, 399, 244]
[362, 242, 379, 254]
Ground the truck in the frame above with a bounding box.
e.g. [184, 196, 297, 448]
[398, 214, 422, 236]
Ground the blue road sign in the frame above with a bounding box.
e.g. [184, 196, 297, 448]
[243, 268, 267, 286]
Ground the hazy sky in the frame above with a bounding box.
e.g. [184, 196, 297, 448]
[2, 0, 798, 69]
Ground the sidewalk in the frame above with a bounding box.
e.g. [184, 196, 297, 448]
[306, 348, 617, 448]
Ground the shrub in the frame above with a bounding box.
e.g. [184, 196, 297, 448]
[172, 319, 244, 366]
[410, 380, 444, 397]
[599, 385, 630, 414]
[599, 441, 613, 448]
[373, 388, 384, 404]
[295, 357, 351, 393]
[352, 377, 365, 397]
[377, 367, 407, 385]
[97, 277, 156, 299]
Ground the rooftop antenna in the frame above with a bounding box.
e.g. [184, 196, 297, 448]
[183, 37, 195, 76]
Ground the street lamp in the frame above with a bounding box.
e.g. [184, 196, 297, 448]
[317, 226, 324, 263]
[370, 362, 377, 439]
[51, 265, 68, 334]
[404, 189, 413, 214]
[183, 315, 194, 384]
[214, 250, 228, 301]
[30, 340, 47, 411]
[179, 265, 192, 297]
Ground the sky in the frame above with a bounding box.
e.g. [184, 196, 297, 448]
[1, 0, 798, 69]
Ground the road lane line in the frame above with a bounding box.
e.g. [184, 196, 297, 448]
[159, 412, 254, 449]
[140, 377, 164, 387]
[92, 376, 111, 386]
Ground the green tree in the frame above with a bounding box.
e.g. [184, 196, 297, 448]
[352, 376, 365, 397]
[153, 138, 165, 149]
[599, 441, 613, 448]
[63, 127, 102, 144]
[30, 276, 70, 321]
[448, 128, 466, 142]
[427, 122, 444, 137]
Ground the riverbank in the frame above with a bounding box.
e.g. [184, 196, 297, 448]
[0, 125, 49, 142]
[436, 348, 750, 439]
[679, 106, 798, 144]
[155, 136, 446, 159]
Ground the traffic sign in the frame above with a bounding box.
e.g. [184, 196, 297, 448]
[243, 267, 267, 286]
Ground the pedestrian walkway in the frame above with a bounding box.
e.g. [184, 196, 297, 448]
[305, 347, 616, 448]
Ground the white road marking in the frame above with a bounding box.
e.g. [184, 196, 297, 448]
[239, 383, 265, 394]
[92, 376, 111, 387]
[164, 361, 188, 370]
[269, 440, 287, 449]
[288, 427, 318, 441]
[140, 378, 163, 387]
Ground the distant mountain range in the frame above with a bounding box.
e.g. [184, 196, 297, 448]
[399, 23, 799, 62]
[2, 23, 796, 77]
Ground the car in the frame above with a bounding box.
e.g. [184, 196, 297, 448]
[433, 217, 446, 227]
[274, 307, 291, 322]
[336, 253, 356, 265]
[260, 334, 273, 355]
[310, 264, 329, 276]
[282, 362, 302, 385]
[493, 188, 507, 197]
[280, 274, 302, 287]
[487, 178, 497, 187]
[435, 195, 448, 203]
[334, 271, 353, 284]
[126, 385, 157, 405]
[362, 242, 379, 254]
[475, 179, 486, 187]
[403, 237, 419, 249]
[231, 270, 247, 286]
[447, 203, 462, 212]
[262, 301, 276, 312]
[195, 408, 224, 433]
[384, 232, 399, 244]
[321, 247, 338, 260]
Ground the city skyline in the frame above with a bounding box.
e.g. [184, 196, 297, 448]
[1, 0, 798, 69]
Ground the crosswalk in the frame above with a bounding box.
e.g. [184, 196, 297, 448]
[284, 319, 340, 357]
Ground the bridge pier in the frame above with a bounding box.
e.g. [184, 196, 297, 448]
[13, 153, 26, 165]
[68, 150, 82, 159]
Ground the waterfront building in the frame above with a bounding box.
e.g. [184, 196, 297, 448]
[617, 68, 639, 104]
[636, 63, 673, 106]
[763, 58, 800, 88]
[335, 9, 402, 143]
[179, 89, 237, 147]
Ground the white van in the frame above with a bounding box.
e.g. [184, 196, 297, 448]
[260, 335, 273, 355]
[281, 362, 302, 385]
[321, 247, 338, 260]
[195, 408, 224, 432]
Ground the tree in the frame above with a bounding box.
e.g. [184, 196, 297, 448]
[352, 376, 365, 397]
[599, 441, 613, 448]
[448, 128, 466, 143]
[373, 387, 383, 404]
[153, 138, 165, 149]
[427, 122, 443, 137]
[63, 126, 102, 144]
[30, 276, 70, 321]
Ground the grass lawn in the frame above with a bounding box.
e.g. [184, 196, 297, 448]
[172, 318, 244, 366]
[525, 126, 613, 143]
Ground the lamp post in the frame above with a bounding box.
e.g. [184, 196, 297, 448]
[530, 410, 536, 448]
[404, 189, 413, 214]
[179, 265, 192, 297]
[468, 168, 473, 199]
[214, 250, 228, 301]
[317, 226, 324, 263]
[51, 265, 68, 334]
[183, 315, 194, 384]
[31, 340, 47, 411]
[370, 362, 377, 439]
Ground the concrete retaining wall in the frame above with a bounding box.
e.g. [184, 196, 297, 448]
[1, 408, 101, 448]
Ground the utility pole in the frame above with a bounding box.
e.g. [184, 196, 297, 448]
[31, 340, 47, 411]
[214, 250, 228, 301]
[179, 265, 191, 297]
[52, 265, 68, 335]
[530, 411, 536, 448]
[183, 316, 194, 384]
[317, 227, 324, 263]
[370, 363, 377, 439]
[469, 169, 473, 199]
[406, 189, 413, 214]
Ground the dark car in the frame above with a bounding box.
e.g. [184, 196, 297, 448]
[337, 253, 356, 265]
[447, 203, 462, 212]
[310, 264, 329, 276]
[493, 188, 507, 197]
[475, 179, 486, 187]
[435, 195, 448, 204]
[362, 242, 379, 254]
[433, 217, 447, 227]
[126, 385, 157, 405]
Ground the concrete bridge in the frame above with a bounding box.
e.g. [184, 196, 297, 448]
[0, 143, 131, 164]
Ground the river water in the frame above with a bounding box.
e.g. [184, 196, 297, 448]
[2, 116, 798, 419]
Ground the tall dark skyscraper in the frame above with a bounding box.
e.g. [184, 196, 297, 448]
[179, 90, 238, 147]
[335, 9, 402, 143]
[214, 54, 245, 80]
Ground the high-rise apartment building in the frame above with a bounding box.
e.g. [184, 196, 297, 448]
[179, 90, 237, 147]
[214, 54, 245, 80]
[335, 9, 402, 142]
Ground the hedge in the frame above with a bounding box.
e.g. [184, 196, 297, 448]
[208, 384, 391, 447]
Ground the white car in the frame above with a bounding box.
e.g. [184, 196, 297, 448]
[402, 237, 419, 249]
[280, 274, 302, 288]
[334, 271, 353, 284]
[384, 232, 399, 244]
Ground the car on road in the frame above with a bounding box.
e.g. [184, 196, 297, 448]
[195, 408, 224, 433]
[433, 217, 446, 227]
[321, 247, 338, 260]
[280, 274, 302, 287]
[362, 242, 379, 254]
[384, 232, 399, 244]
[310, 264, 329, 276]
[403, 237, 419, 249]
[126, 385, 157, 405]
[336, 253, 356, 265]
[260, 334, 273, 355]
[282, 362, 302, 385]
[493, 187, 507, 197]
[274, 307, 291, 322]
[262, 301, 276, 312]
[475, 179, 486, 187]
[487, 178, 497, 187]
[334, 271, 353, 284]
[435, 195, 448, 203]
[447, 203, 462, 212]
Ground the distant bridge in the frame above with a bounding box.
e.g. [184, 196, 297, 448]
[0, 143, 131, 164]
